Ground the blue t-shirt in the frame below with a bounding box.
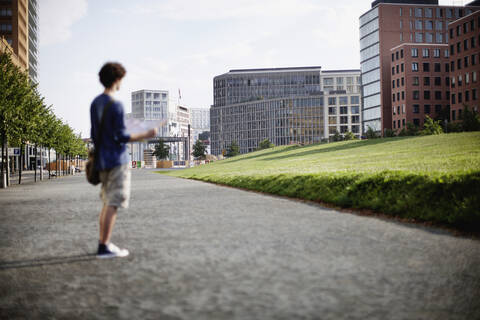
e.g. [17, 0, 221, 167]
[90, 94, 131, 171]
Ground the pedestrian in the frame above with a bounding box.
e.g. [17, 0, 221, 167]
[90, 62, 157, 258]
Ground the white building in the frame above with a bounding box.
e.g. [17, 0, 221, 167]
[190, 107, 211, 154]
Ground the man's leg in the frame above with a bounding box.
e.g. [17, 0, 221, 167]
[99, 205, 107, 241]
[100, 205, 117, 244]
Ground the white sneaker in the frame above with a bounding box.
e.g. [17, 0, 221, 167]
[97, 243, 129, 259]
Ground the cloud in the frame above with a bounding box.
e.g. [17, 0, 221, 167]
[39, 0, 88, 46]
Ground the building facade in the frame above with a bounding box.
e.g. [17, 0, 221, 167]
[27, 0, 37, 82]
[448, 9, 480, 121]
[0, 0, 29, 70]
[211, 67, 361, 156]
[359, 0, 479, 134]
[390, 43, 451, 132]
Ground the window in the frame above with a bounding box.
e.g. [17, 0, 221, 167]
[436, 20, 443, 30]
[339, 96, 348, 105]
[424, 77, 431, 86]
[340, 106, 348, 114]
[424, 105, 431, 114]
[434, 63, 441, 72]
[396, 51, 399, 60]
[351, 116, 360, 123]
[350, 96, 360, 104]
[452, 110, 456, 120]
[411, 48, 418, 57]
[457, 59, 461, 70]
[457, 41, 461, 53]
[433, 49, 440, 57]
[328, 97, 336, 105]
[412, 63, 419, 72]
[415, 8, 422, 18]
[402, 91, 405, 100]
[424, 91, 431, 100]
[401, 77, 405, 86]
[401, 63, 404, 72]
[472, 37, 476, 49]
[444, 49, 449, 58]
[458, 92, 463, 103]
[400, 7, 403, 16]
[466, 73, 469, 85]
[422, 48, 429, 57]
[464, 39, 469, 51]
[474, 71, 477, 82]
[415, 32, 423, 43]
[435, 105, 442, 113]
[415, 20, 423, 30]
[473, 54, 478, 65]
[393, 94, 396, 102]
[436, 8, 443, 18]
[413, 76, 419, 86]
[473, 89, 478, 101]
[452, 77, 456, 88]
[397, 92, 400, 101]
[392, 80, 396, 89]
[450, 61, 454, 72]
[446, 8, 453, 19]
[328, 107, 336, 115]
[392, 67, 395, 75]
[396, 65, 399, 74]
[351, 106, 360, 114]
[426, 33, 433, 43]
[423, 63, 430, 72]
[434, 77, 441, 86]
[450, 44, 455, 55]
[458, 75, 462, 86]
[340, 116, 348, 124]
[435, 33, 443, 43]
[466, 90, 470, 102]
[401, 49, 404, 58]
[456, 25, 461, 36]
[413, 91, 420, 100]
[425, 8, 433, 18]
[435, 91, 442, 100]
[464, 56, 469, 68]
[452, 94, 456, 104]
[426, 20, 433, 30]
[413, 105, 420, 113]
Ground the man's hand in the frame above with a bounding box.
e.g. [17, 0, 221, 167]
[146, 128, 158, 138]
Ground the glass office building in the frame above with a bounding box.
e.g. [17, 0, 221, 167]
[211, 67, 361, 155]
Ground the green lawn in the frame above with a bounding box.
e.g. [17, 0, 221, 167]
[163, 132, 480, 229]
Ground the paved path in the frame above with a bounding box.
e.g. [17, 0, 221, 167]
[0, 170, 479, 320]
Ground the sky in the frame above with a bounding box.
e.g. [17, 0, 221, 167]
[37, 0, 461, 138]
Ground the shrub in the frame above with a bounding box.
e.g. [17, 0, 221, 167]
[384, 129, 396, 137]
[258, 139, 275, 150]
[406, 122, 420, 136]
[421, 115, 443, 135]
[226, 140, 240, 157]
[366, 126, 379, 139]
[344, 131, 356, 141]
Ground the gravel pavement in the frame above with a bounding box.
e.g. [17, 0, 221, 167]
[0, 169, 479, 320]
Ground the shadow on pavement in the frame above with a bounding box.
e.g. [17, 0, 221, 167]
[0, 253, 97, 270]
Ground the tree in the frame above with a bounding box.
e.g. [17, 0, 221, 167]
[366, 126, 379, 139]
[460, 105, 480, 132]
[226, 140, 240, 157]
[421, 115, 443, 135]
[153, 139, 169, 160]
[258, 138, 274, 150]
[331, 131, 343, 142]
[343, 131, 356, 141]
[198, 131, 210, 141]
[193, 139, 207, 159]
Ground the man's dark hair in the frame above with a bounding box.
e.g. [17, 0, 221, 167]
[99, 62, 126, 88]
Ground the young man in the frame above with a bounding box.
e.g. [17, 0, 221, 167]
[90, 62, 157, 258]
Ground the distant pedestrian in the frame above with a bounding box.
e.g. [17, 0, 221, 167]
[90, 62, 157, 258]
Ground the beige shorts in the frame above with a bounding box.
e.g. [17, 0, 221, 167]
[99, 164, 131, 208]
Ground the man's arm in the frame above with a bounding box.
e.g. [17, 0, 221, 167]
[129, 128, 157, 142]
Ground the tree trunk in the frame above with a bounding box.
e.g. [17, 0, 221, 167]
[34, 144, 37, 182]
[1, 130, 5, 189]
[18, 143, 23, 185]
[48, 148, 51, 179]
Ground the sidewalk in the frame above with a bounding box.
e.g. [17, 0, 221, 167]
[1, 170, 479, 319]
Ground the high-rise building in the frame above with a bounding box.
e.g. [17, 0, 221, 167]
[28, 0, 38, 82]
[448, 9, 480, 121]
[130, 89, 169, 136]
[359, 0, 479, 134]
[390, 43, 451, 132]
[211, 67, 362, 155]
[0, 0, 29, 70]
[190, 108, 210, 131]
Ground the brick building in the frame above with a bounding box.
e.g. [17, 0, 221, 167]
[360, 0, 479, 135]
[390, 43, 451, 132]
[448, 9, 480, 121]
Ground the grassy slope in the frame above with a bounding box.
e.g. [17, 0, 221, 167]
[164, 132, 480, 228]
